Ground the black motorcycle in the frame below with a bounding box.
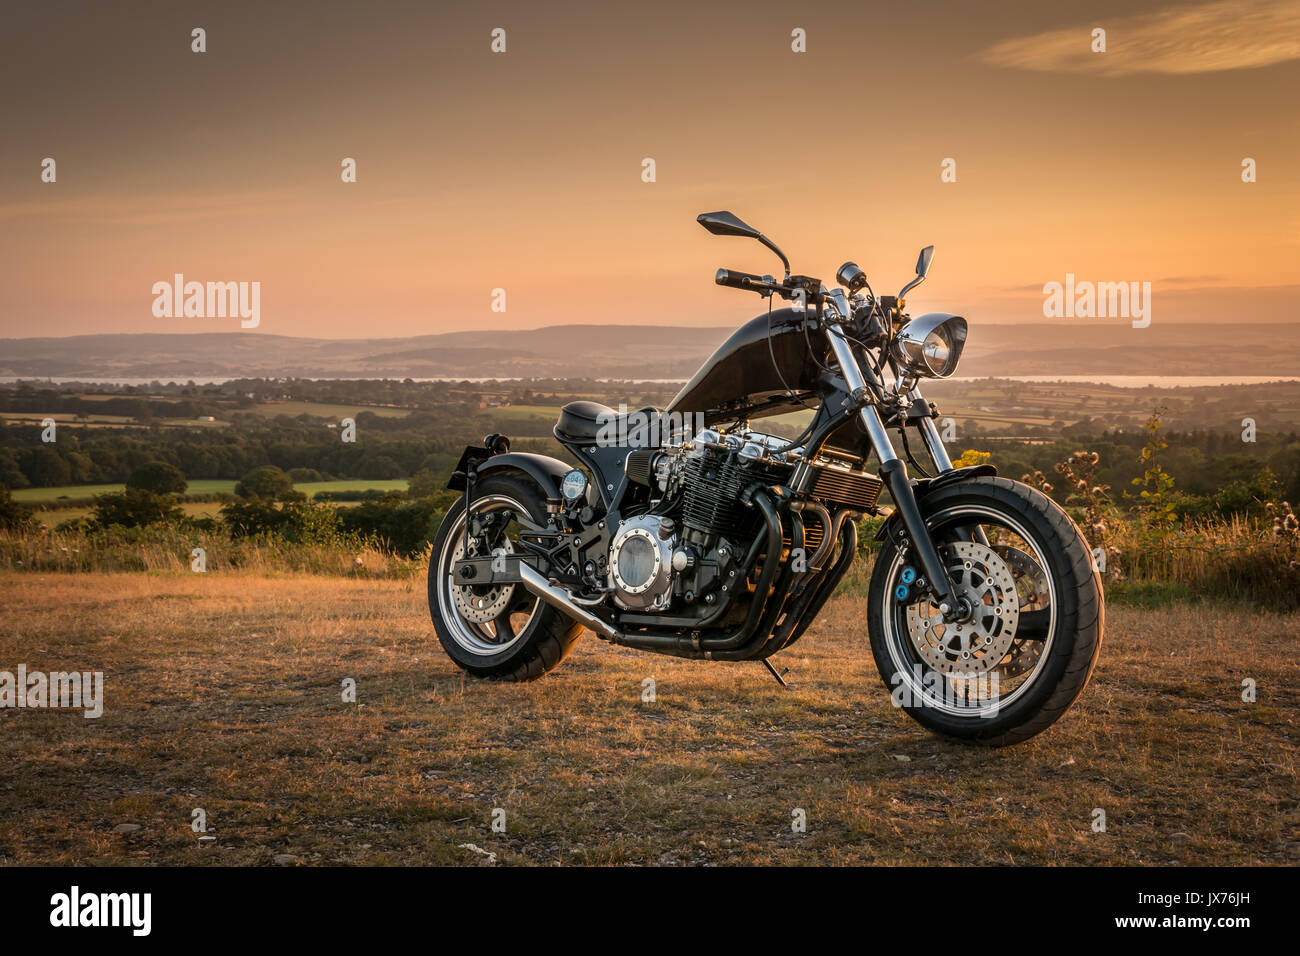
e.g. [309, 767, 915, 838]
[429, 211, 1103, 745]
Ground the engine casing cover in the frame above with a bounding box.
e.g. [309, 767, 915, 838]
[608, 514, 676, 611]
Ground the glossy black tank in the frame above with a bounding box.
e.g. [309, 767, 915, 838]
[666, 308, 829, 424]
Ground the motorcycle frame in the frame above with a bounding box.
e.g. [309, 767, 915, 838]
[449, 289, 976, 658]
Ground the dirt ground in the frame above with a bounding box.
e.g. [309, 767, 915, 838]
[1, 571, 1295, 865]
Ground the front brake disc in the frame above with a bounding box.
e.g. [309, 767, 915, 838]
[904, 541, 1020, 675]
[992, 544, 1049, 678]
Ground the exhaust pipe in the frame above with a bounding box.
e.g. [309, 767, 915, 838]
[518, 564, 621, 642]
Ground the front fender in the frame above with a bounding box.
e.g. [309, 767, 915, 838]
[873, 464, 997, 541]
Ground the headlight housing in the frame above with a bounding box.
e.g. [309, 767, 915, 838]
[893, 313, 967, 379]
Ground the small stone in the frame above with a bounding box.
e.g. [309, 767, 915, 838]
[273, 853, 299, 865]
[1170, 833, 1192, 843]
[890, 754, 911, 762]
[1060, 757, 1076, 767]
[113, 824, 143, 835]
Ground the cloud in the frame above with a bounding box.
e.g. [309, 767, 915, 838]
[978, 0, 1300, 76]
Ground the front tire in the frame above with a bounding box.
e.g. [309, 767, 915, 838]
[428, 474, 583, 681]
[868, 476, 1103, 746]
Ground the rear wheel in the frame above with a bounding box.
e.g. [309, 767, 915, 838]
[428, 475, 583, 681]
[868, 477, 1103, 746]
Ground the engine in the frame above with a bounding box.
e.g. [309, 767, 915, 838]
[609, 428, 880, 614]
[607, 514, 677, 611]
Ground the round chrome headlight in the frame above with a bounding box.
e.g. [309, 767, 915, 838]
[893, 313, 967, 378]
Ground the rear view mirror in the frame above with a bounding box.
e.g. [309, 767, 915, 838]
[697, 211, 762, 239]
[900, 245, 936, 299]
[916, 245, 935, 278]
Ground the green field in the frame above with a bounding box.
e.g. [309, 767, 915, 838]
[293, 479, 409, 496]
[12, 480, 238, 502]
[0, 412, 134, 424]
[28, 501, 226, 527]
[17, 478, 412, 529]
[251, 401, 411, 419]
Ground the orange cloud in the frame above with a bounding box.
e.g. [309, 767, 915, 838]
[979, 0, 1300, 76]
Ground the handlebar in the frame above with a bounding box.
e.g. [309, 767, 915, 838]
[716, 268, 831, 313]
[715, 268, 780, 294]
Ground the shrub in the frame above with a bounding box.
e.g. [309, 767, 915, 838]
[313, 489, 392, 503]
[406, 468, 439, 499]
[0, 486, 35, 532]
[91, 488, 183, 528]
[335, 493, 448, 556]
[235, 465, 299, 502]
[127, 461, 188, 496]
[220, 498, 340, 543]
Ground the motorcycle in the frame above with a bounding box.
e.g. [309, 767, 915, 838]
[428, 211, 1103, 745]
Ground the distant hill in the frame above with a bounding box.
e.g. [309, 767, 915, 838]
[0, 322, 1296, 381]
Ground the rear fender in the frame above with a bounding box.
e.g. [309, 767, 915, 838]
[448, 449, 572, 502]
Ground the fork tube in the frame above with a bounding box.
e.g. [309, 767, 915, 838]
[913, 399, 955, 473]
[911, 386, 989, 546]
[825, 328, 958, 612]
[825, 326, 898, 463]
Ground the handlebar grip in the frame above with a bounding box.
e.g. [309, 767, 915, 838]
[715, 268, 771, 291]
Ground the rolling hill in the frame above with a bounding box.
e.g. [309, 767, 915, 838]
[1, 322, 1296, 381]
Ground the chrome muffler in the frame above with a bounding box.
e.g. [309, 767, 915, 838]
[517, 564, 621, 642]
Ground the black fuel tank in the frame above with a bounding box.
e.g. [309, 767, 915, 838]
[666, 307, 828, 424]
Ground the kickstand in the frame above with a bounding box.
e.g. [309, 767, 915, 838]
[761, 658, 791, 688]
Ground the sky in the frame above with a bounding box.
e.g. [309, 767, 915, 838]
[1, 0, 1297, 338]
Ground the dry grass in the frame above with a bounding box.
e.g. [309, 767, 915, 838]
[1099, 515, 1300, 608]
[0, 571, 1296, 866]
[0, 527, 417, 578]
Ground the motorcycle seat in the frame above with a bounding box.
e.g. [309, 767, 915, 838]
[556, 401, 663, 446]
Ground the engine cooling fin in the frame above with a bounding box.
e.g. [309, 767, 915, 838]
[806, 464, 883, 511]
[681, 453, 790, 537]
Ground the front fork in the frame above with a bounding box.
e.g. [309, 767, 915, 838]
[825, 325, 963, 619]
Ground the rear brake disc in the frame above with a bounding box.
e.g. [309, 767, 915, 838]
[449, 537, 517, 624]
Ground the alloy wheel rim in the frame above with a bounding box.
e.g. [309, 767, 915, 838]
[436, 494, 543, 656]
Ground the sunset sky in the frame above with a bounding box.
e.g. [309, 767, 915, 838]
[1, 0, 1297, 338]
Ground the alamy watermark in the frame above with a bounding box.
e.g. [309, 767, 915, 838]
[152, 274, 260, 328]
[1, 664, 103, 718]
[1042, 273, 1151, 328]
[49, 886, 150, 936]
[890, 665, 1001, 717]
[595, 404, 705, 447]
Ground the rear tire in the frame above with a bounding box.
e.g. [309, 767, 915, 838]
[428, 474, 583, 681]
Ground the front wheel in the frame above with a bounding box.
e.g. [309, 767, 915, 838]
[868, 476, 1103, 746]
